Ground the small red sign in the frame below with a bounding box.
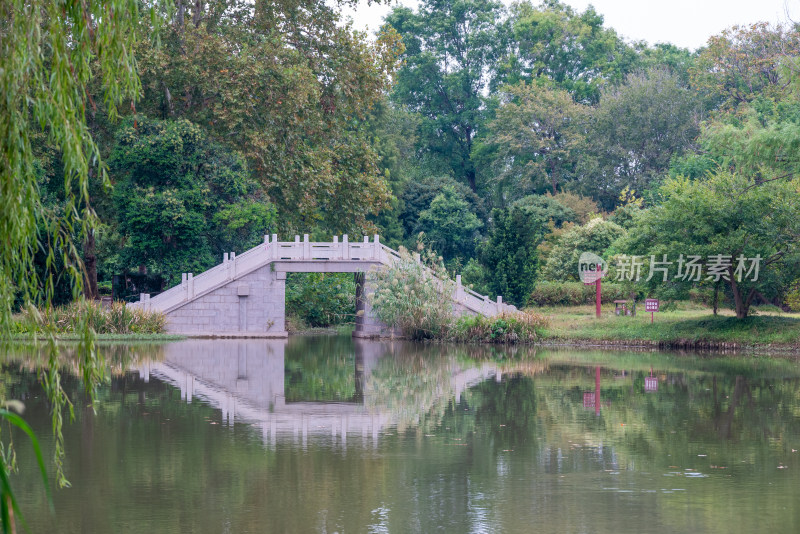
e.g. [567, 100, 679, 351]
[645, 299, 659, 312]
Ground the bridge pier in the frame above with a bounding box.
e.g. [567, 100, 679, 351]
[353, 271, 400, 339]
[165, 264, 288, 337]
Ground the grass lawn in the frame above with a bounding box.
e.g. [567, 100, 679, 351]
[533, 302, 800, 347]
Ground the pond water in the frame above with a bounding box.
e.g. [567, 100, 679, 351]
[4, 337, 800, 533]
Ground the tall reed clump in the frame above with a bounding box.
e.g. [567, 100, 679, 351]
[449, 311, 549, 344]
[369, 246, 454, 340]
[16, 300, 166, 335]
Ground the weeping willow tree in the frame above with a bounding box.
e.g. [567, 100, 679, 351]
[0, 0, 166, 525]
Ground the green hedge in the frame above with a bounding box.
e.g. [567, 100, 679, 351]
[528, 281, 630, 307]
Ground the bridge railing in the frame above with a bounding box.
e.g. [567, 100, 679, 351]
[378, 244, 516, 316]
[132, 234, 516, 316]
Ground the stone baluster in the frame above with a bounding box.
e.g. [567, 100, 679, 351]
[182, 273, 188, 301]
[343, 234, 350, 260]
[333, 235, 339, 260]
[188, 273, 194, 298]
[294, 235, 300, 259]
[231, 251, 236, 277]
[373, 234, 380, 260]
[272, 234, 278, 259]
[303, 234, 310, 259]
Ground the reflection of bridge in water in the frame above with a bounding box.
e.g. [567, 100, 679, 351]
[133, 339, 508, 447]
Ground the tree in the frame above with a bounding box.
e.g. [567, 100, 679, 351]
[540, 218, 625, 281]
[501, 0, 638, 104]
[386, 0, 505, 192]
[481, 207, 542, 307]
[510, 195, 577, 228]
[589, 68, 702, 209]
[399, 175, 487, 238]
[0, 0, 168, 513]
[478, 82, 592, 199]
[132, 2, 403, 234]
[1, 0, 156, 328]
[415, 186, 483, 263]
[364, 100, 423, 248]
[634, 42, 696, 86]
[618, 172, 800, 318]
[690, 23, 800, 113]
[110, 116, 275, 283]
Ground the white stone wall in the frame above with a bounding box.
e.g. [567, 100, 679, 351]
[165, 265, 286, 336]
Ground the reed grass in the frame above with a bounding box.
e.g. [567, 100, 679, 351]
[449, 311, 549, 344]
[12, 300, 167, 335]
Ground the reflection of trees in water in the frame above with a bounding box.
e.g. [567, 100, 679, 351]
[364, 346, 800, 479]
[365, 344, 548, 433]
[284, 335, 358, 402]
[1, 341, 166, 377]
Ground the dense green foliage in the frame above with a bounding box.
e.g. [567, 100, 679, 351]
[285, 273, 356, 327]
[386, 0, 505, 191]
[481, 208, 541, 307]
[540, 218, 625, 282]
[415, 186, 483, 263]
[110, 116, 275, 283]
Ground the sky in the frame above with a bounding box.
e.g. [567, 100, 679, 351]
[341, 0, 800, 50]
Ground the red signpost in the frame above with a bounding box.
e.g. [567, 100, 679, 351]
[584, 272, 603, 318]
[579, 254, 607, 319]
[596, 276, 601, 319]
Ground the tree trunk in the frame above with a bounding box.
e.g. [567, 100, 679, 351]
[465, 167, 477, 193]
[712, 282, 719, 316]
[176, 0, 185, 28]
[549, 160, 558, 195]
[192, 0, 204, 27]
[729, 272, 755, 319]
[83, 229, 99, 300]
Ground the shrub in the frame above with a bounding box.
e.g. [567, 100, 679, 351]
[449, 312, 549, 344]
[369, 246, 454, 340]
[528, 281, 628, 306]
[785, 288, 800, 312]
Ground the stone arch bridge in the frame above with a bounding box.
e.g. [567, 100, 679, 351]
[129, 235, 516, 337]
